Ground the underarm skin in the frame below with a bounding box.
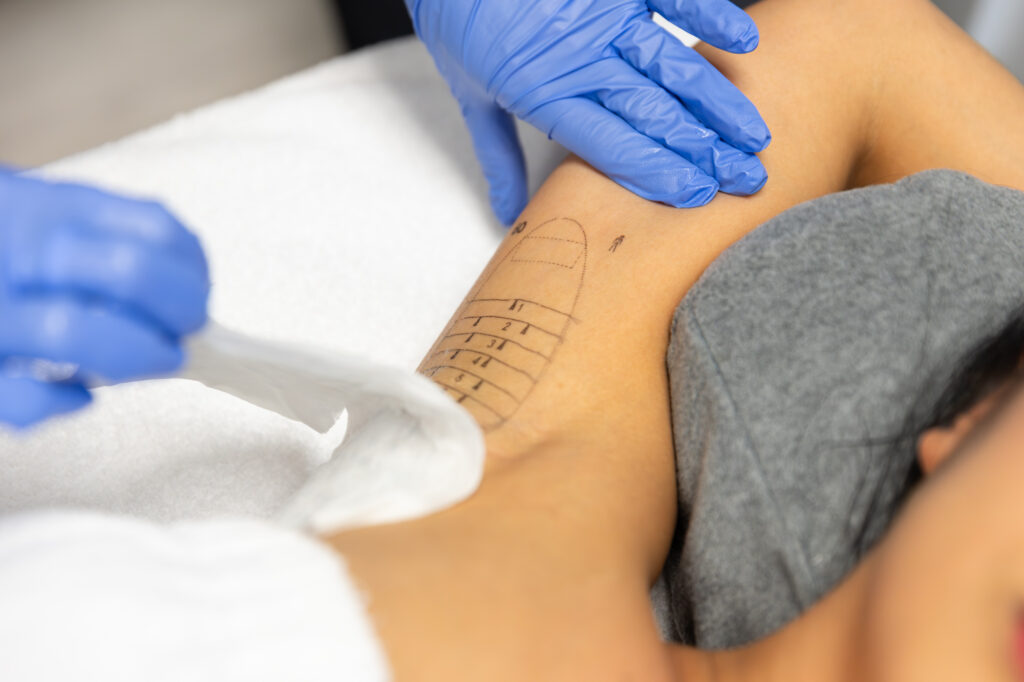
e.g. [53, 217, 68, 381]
[325, 1, 1024, 680]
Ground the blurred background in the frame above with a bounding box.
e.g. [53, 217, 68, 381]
[0, 0, 1020, 168]
[0, 0, 412, 167]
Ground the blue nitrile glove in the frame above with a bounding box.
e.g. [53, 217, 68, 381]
[406, 0, 772, 225]
[0, 170, 210, 428]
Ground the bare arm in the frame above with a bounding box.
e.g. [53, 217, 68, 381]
[421, 0, 1024, 471]
[326, 1, 1024, 680]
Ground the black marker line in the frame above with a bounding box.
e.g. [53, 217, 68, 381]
[522, 235, 585, 245]
[456, 314, 560, 339]
[509, 256, 577, 270]
[440, 332, 551, 360]
[433, 383, 508, 420]
[470, 297, 576, 321]
[422, 365, 520, 401]
[426, 348, 539, 381]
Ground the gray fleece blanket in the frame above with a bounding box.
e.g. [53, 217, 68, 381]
[660, 170, 1024, 647]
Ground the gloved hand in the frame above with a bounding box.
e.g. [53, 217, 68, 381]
[406, 0, 772, 225]
[0, 170, 210, 428]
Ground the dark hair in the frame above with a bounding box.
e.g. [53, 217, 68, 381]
[854, 305, 1024, 555]
[919, 308, 1024, 433]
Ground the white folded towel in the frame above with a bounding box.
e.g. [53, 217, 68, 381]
[177, 321, 485, 533]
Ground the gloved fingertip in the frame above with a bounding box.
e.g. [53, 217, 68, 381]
[0, 378, 91, 430]
[160, 342, 188, 376]
[748, 167, 769, 194]
[46, 383, 93, 416]
[716, 20, 759, 54]
[668, 179, 719, 209]
[718, 156, 768, 196]
[178, 305, 211, 338]
[738, 25, 760, 53]
[489, 185, 528, 227]
[494, 200, 526, 227]
[690, 184, 719, 208]
[0, 413, 38, 432]
[733, 122, 772, 154]
[731, 165, 768, 196]
[109, 339, 186, 383]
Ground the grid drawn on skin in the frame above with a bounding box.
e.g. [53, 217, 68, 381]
[510, 235, 585, 269]
[423, 218, 588, 429]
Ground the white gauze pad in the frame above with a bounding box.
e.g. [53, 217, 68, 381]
[178, 321, 485, 534]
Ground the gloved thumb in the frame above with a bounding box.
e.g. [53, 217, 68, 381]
[457, 95, 528, 226]
[648, 0, 759, 53]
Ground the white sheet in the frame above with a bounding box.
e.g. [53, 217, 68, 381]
[0, 511, 391, 681]
[0, 37, 565, 523]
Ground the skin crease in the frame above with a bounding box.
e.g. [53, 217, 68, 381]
[321, 0, 1024, 679]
